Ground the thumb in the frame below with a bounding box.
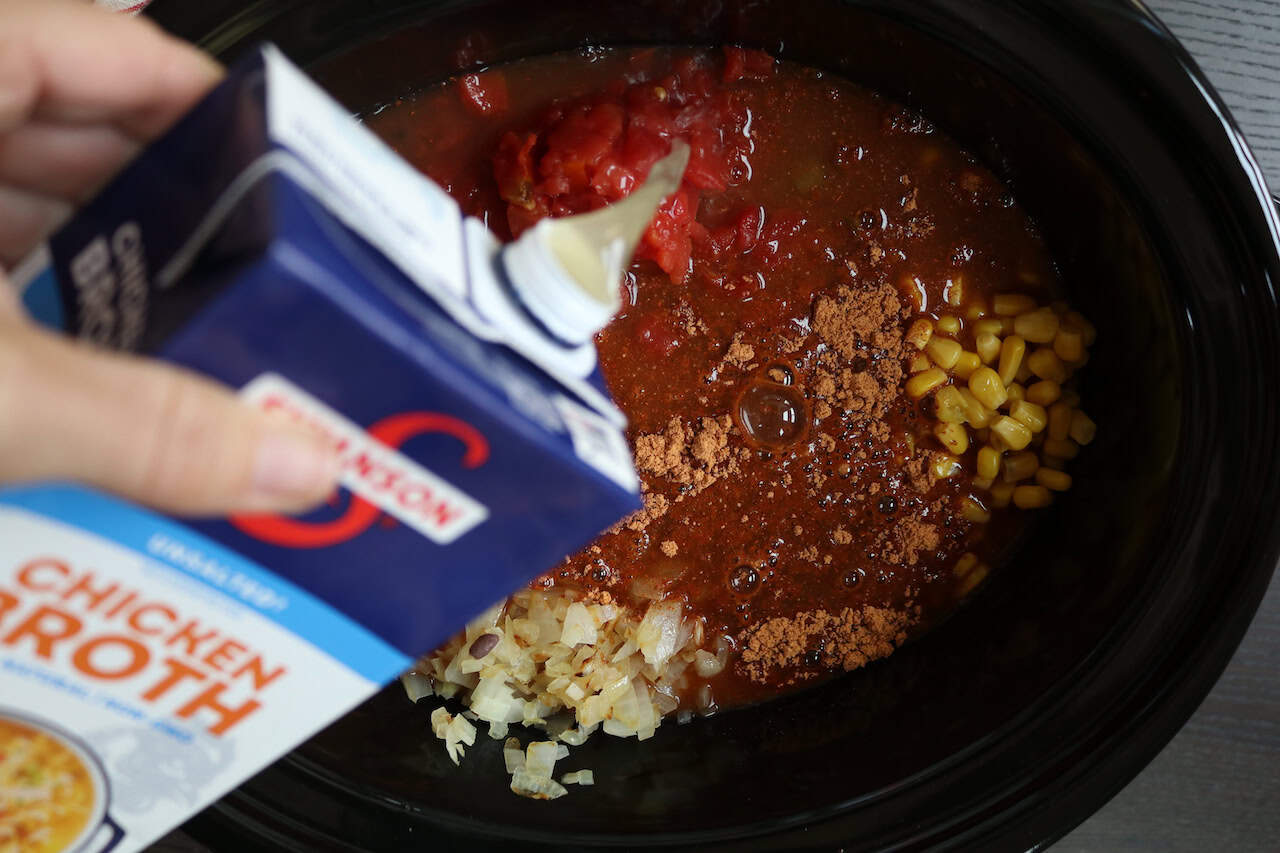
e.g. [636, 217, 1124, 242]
[0, 320, 341, 516]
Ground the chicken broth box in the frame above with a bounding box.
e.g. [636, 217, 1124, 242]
[1, 46, 639, 852]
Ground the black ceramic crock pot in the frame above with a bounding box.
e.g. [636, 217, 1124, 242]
[146, 0, 1280, 849]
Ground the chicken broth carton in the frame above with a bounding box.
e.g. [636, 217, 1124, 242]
[0, 46, 657, 852]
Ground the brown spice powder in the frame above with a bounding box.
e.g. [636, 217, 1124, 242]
[738, 605, 917, 684]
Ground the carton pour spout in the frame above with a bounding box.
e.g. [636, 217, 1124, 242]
[500, 141, 690, 346]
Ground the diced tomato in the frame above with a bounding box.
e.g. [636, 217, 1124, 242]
[493, 131, 537, 208]
[735, 206, 765, 253]
[489, 48, 769, 281]
[457, 71, 509, 116]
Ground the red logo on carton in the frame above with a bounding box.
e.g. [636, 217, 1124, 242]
[231, 375, 490, 548]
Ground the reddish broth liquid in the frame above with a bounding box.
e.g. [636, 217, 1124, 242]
[369, 48, 1059, 709]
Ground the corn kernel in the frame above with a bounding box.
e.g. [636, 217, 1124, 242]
[1015, 360, 1034, 383]
[932, 453, 962, 479]
[1043, 437, 1079, 459]
[907, 367, 947, 398]
[975, 332, 1001, 364]
[972, 475, 994, 490]
[934, 421, 969, 455]
[934, 385, 967, 423]
[953, 552, 979, 578]
[973, 318, 1003, 336]
[990, 482, 1015, 508]
[1013, 307, 1060, 343]
[1036, 468, 1072, 491]
[1069, 410, 1097, 445]
[1001, 316, 1017, 335]
[1026, 380, 1062, 406]
[906, 318, 933, 350]
[952, 351, 982, 380]
[1027, 347, 1068, 383]
[991, 415, 1033, 451]
[997, 335, 1026, 385]
[937, 314, 961, 335]
[1010, 400, 1048, 432]
[959, 496, 991, 523]
[1048, 402, 1074, 441]
[977, 445, 1001, 480]
[1006, 382, 1026, 404]
[1013, 485, 1053, 508]
[1002, 450, 1039, 481]
[909, 353, 932, 373]
[957, 388, 993, 428]
[958, 564, 989, 596]
[965, 298, 989, 320]
[1054, 328, 1084, 362]
[1066, 310, 1097, 346]
[993, 293, 1035, 316]
[926, 336, 963, 369]
[1041, 454, 1067, 470]
[968, 367, 1008, 410]
[945, 276, 964, 306]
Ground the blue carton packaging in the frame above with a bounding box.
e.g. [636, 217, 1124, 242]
[0, 45, 639, 852]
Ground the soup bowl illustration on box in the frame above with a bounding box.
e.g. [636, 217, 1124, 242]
[0, 711, 123, 853]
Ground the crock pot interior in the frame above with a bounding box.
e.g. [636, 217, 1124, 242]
[164, 0, 1259, 846]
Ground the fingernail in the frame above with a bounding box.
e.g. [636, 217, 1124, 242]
[251, 431, 341, 502]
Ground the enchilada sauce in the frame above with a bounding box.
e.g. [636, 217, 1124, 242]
[369, 47, 1059, 708]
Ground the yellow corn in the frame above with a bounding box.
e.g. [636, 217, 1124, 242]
[953, 552, 979, 578]
[993, 293, 1035, 316]
[989, 482, 1015, 508]
[952, 351, 982, 380]
[906, 318, 933, 350]
[934, 385, 967, 423]
[1048, 401, 1074, 441]
[1043, 437, 1079, 459]
[1036, 468, 1072, 491]
[934, 422, 969, 455]
[1006, 382, 1026, 404]
[1015, 360, 1033, 383]
[1069, 410, 1097, 445]
[991, 415, 1033, 451]
[932, 453, 962, 479]
[1013, 307, 1060, 343]
[945, 276, 964, 306]
[977, 445, 1001, 480]
[998, 335, 1026, 385]
[1053, 327, 1084, 362]
[975, 332, 1002, 364]
[1009, 400, 1048, 432]
[965, 298, 989, 320]
[973, 318, 1003, 336]
[1027, 347, 1068, 383]
[969, 367, 1008, 410]
[957, 388, 993, 428]
[909, 353, 932, 373]
[958, 564, 989, 596]
[1013, 485, 1053, 508]
[926, 336, 963, 369]
[1026, 380, 1062, 406]
[959, 496, 990, 523]
[1066, 310, 1097, 346]
[972, 475, 994, 490]
[1002, 450, 1039, 481]
[937, 314, 961, 335]
[907, 367, 948, 398]
[1040, 454, 1066, 470]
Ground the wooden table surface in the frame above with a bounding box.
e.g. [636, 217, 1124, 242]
[153, 1, 1280, 850]
[1058, 2, 1280, 849]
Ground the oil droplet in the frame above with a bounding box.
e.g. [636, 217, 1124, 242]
[734, 379, 809, 451]
[729, 565, 760, 594]
[842, 568, 865, 587]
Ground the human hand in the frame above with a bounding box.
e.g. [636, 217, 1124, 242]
[0, 0, 341, 515]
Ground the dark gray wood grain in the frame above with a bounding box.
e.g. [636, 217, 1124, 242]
[1059, 5, 1280, 849]
[150, 2, 1280, 850]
